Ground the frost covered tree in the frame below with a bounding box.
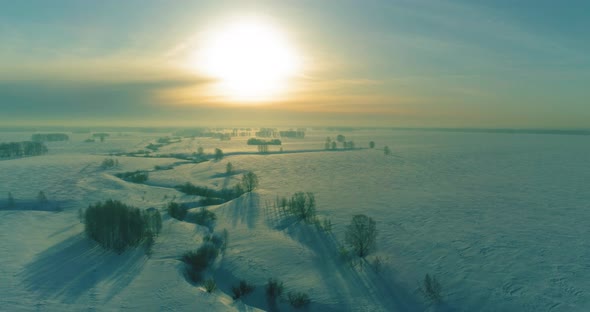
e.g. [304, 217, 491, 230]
[214, 148, 224, 161]
[241, 171, 259, 192]
[344, 214, 377, 257]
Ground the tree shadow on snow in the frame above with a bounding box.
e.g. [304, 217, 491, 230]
[223, 192, 259, 229]
[285, 224, 427, 311]
[19, 234, 147, 303]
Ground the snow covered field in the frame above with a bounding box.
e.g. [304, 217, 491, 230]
[1, 129, 589, 311]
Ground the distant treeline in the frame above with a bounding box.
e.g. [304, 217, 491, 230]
[390, 127, 590, 136]
[32, 133, 69, 142]
[256, 128, 279, 138]
[279, 130, 305, 138]
[247, 138, 282, 145]
[0, 141, 48, 158]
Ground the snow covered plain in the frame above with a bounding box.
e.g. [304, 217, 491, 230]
[1, 129, 589, 311]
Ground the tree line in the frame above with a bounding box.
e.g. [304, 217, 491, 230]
[31, 133, 69, 142]
[0, 141, 48, 158]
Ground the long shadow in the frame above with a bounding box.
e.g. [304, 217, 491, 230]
[285, 223, 426, 311]
[222, 192, 259, 229]
[19, 234, 147, 303]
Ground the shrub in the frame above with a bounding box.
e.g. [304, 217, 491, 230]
[101, 158, 118, 169]
[344, 214, 377, 258]
[84, 200, 161, 252]
[241, 171, 259, 192]
[384, 146, 391, 156]
[203, 278, 217, 293]
[194, 208, 217, 229]
[182, 243, 219, 283]
[202, 232, 225, 250]
[115, 171, 149, 183]
[420, 274, 443, 303]
[167, 202, 187, 220]
[265, 278, 284, 301]
[287, 192, 316, 222]
[287, 291, 310, 309]
[232, 280, 256, 300]
[176, 182, 244, 201]
[214, 148, 223, 161]
[37, 191, 48, 204]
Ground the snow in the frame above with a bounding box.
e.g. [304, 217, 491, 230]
[1, 129, 589, 311]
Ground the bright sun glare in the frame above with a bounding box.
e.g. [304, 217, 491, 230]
[193, 17, 301, 103]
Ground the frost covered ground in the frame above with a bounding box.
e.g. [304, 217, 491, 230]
[1, 129, 589, 311]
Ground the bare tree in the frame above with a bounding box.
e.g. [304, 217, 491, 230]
[241, 171, 259, 192]
[214, 148, 224, 161]
[344, 214, 377, 257]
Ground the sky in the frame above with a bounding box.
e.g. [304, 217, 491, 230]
[0, 0, 589, 128]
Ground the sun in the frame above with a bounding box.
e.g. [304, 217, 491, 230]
[192, 17, 301, 103]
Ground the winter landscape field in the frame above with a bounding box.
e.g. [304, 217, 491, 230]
[1, 128, 588, 312]
[2, 1, 589, 311]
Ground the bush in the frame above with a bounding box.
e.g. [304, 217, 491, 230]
[37, 191, 48, 204]
[214, 148, 223, 161]
[287, 192, 316, 222]
[101, 158, 119, 169]
[176, 182, 244, 202]
[182, 243, 219, 283]
[202, 231, 226, 251]
[384, 146, 391, 156]
[203, 278, 217, 293]
[232, 280, 256, 300]
[241, 171, 259, 192]
[84, 200, 161, 252]
[287, 291, 310, 309]
[420, 274, 443, 303]
[194, 208, 217, 229]
[344, 214, 377, 258]
[167, 202, 187, 220]
[265, 278, 284, 301]
[115, 171, 149, 183]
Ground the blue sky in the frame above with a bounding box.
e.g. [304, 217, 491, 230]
[1, 0, 588, 127]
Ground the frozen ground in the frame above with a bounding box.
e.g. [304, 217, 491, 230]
[1, 129, 589, 311]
